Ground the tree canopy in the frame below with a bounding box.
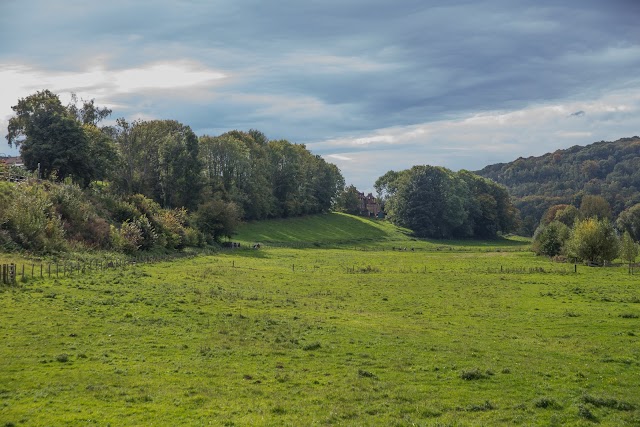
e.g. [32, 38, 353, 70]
[377, 166, 518, 239]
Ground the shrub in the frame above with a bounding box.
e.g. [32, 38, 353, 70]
[4, 183, 66, 252]
[110, 221, 142, 253]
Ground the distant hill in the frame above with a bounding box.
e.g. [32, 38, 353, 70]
[476, 136, 640, 234]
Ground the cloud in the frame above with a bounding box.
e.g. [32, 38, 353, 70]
[1, 0, 639, 189]
[317, 87, 640, 190]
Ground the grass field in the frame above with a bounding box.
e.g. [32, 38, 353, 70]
[1, 213, 639, 426]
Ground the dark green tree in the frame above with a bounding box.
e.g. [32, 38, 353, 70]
[335, 185, 361, 215]
[113, 119, 202, 210]
[616, 203, 640, 242]
[6, 90, 93, 186]
[532, 221, 570, 257]
[393, 166, 469, 238]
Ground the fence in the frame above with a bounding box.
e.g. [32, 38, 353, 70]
[1, 263, 16, 284]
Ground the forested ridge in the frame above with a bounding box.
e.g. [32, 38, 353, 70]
[476, 137, 640, 234]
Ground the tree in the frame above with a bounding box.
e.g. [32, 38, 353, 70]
[532, 221, 570, 257]
[192, 198, 241, 243]
[616, 203, 640, 242]
[112, 119, 202, 210]
[6, 90, 116, 187]
[579, 195, 612, 220]
[392, 166, 469, 238]
[566, 218, 619, 265]
[620, 231, 638, 271]
[6, 90, 94, 185]
[335, 185, 361, 215]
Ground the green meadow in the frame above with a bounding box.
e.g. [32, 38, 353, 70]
[1, 213, 639, 426]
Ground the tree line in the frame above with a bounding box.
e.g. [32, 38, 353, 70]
[372, 165, 519, 239]
[532, 195, 640, 266]
[476, 137, 640, 235]
[1, 90, 344, 253]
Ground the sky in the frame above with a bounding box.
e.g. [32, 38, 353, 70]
[1, 0, 639, 192]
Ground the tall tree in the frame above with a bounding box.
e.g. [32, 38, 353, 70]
[113, 119, 202, 210]
[6, 90, 93, 185]
[616, 203, 640, 242]
[393, 166, 469, 238]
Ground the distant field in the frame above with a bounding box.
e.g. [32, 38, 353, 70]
[1, 214, 639, 426]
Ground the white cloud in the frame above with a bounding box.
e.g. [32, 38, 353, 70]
[318, 87, 640, 189]
[0, 60, 227, 119]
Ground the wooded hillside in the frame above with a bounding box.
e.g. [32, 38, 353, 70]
[476, 137, 640, 234]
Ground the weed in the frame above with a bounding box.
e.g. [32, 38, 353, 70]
[577, 405, 597, 421]
[581, 394, 635, 411]
[358, 369, 378, 379]
[55, 354, 69, 363]
[302, 342, 321, 351]
[460, 368, 488, 380]
[533, 397, 561, 409]
[467, 400, 495, 412]
[619, 313, 639, 319]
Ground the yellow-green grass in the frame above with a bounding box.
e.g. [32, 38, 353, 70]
[2, 241, 639, 426]
[236, 212, 530, 251]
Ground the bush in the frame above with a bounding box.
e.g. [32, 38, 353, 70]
[4, 183, 66, 252]
[110, 221, 142, 253]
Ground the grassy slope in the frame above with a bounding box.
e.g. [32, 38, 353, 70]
[1, 215, 639, 426]
[236, 212, 529, 249]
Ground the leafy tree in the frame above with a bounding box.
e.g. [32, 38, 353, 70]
[393, 166, 469, 238]
[532, 221, 570, 257]
[620, 231, 638, 270]
[616, 203, 640, 242]
[112, 119, 202, 210]
[335, 185, 361, 215]
[566, 218, 619, 265]
[6, 90, 94, 185]
[579, 195, 612, 220]
[554, 205, 579, 227]
[192, 198, 241, 243]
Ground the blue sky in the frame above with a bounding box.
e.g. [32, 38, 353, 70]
[1, 0, 639, 191]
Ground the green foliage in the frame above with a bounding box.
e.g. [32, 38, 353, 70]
[378, 166, 517, 239]
[532, 221, 570, 257]
[616, 203, 640, 242]
[6, 90, 113, 187]
[199, 131, 343, 220]
[620, 231, 638, 265]
[335, 184, 361, 215]
[477, 137, 640, 233]
[193, 198, 242, 243]
[566, 218, 619, 264]
[110, 220, 142, 254]
[3, 183, 66, 252]
[579, 194, 612, 220]
[112, 119, 203, 210]
[542, 204, 579, 227]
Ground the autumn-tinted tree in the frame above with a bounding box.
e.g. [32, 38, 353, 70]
[579, 195, 612, 220]
[566, 218, 619, 265]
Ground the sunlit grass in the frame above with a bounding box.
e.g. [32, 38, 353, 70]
[1, 216, 638, 426]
